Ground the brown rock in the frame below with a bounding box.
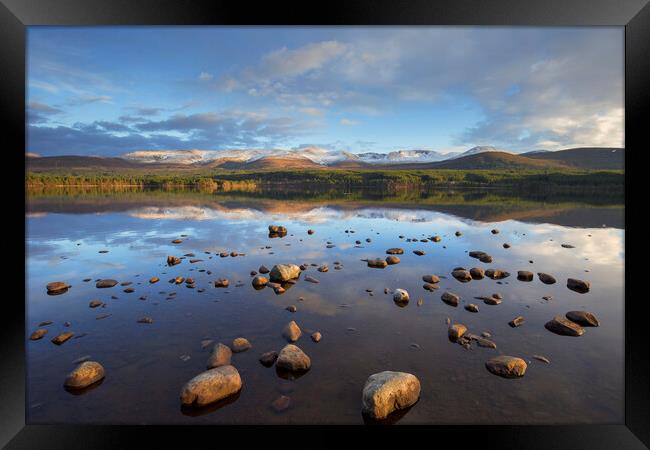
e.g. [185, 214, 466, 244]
[517, 271, 533, 281]
[452, 269, 472, 282]
[259, 351, 278, 367]
[46, 281, 70, 295]
[282, 320, 302, 342]
[422, 274, 440, 284]
[567, 278, 590, 293]
[207, 343, 232, 369]
[545, 315, 585, 336]
[276, 344, 311, 371]
[485, 269, 510, 280]
[386, 248, 404, 255]
[368, 259, 388, 268]
[448, 324, 467, 340]
[52, 331, 74, 345]
[537, 272, 557, 284]
[149, 277, 160, 284]
[465, 303, 479, 313]
[361, 371, 421, 419]
[30, 328, 48, 340]
[95, 279, 118, 288]
[311, 332, 322, 342]
[509, 316, 525, 327]
[485, 355, 527, 378]
[566, 310, 600, 327]
[214, 278, 229, 288]
[386, 255, 401, 265]
[470, 267, 485, 280]
[270, 264, 301, 282]
[180, 365, 242, 407]
[64, 361, 105, 389]
[441, 291, 460, 307]
[231, 337, 252, 353]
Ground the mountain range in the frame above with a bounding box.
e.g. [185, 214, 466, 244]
[26, 146, 624, 171]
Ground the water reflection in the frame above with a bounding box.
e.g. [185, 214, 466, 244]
[26, 188, 624, 425]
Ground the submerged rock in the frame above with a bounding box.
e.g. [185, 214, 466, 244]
[386, 255, 401, 265]
[271, 395, 292, 412]
[180, 365, 242, 408]
[167, 256, 181, 266]
[95, 279, 118, 288]
[231, 337, 252, 353]
[566, 311, 600, 327]
[64, 361, 105, 389]
[276, 344, 311, 372]
[46, 281, 70, 295]
[30, 329, 48, 340]
[282, 321, 302, 342]
[545, 315, 585, 336]
[509, 316, 525, 327]
[270, 264, 301, 282]
[485, 355, 527, 378]
[259, 351, 278, 367]
[422, 275, 440, 284]
[361, 371, 421, 420]
[207, 343, 232, 369]
[465, 304, 479, 313]
[214, 278, 229, 288]
[485, 269, 510, 280]
[368, 259, 388, 268]
[88, 300, 103, 308]
[441, 291, 460, 307]
[567, 278, 590, 293]
[413, 250, 426, 256]
[317, 265, 329, 273]
[311, 332, 322, 343]
[259, 265, 270, 274]
[51, 331, 74, 345]
[423, 283, 439, 292]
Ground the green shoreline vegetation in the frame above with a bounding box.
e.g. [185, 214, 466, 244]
[26, 168, 623, 193]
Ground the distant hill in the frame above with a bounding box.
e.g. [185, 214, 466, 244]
[26, 147, 624, 172]
[386, 152, 568, 170]
[524, 147, 624, 170]
[26, 155, 148, 171]
[216, 155, 323, 170]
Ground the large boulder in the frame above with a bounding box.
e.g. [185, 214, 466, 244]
[270, 264, 301, 282]
[64, 361, 105, 389]
[180, 365, 242, 407]
[276, 344, 311, 372]
[485, 356, 527, 378]
[361, 371, 421, 419]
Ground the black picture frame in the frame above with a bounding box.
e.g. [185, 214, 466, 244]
[2, 0, 647, 447]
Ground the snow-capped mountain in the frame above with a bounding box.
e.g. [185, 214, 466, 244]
[446, 146, 511, 159]
[122, 146, 510, 166]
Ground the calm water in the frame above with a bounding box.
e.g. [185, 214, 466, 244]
[26, 189, 624, 424]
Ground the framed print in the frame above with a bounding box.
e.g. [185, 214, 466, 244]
[2, 0, 648, 447]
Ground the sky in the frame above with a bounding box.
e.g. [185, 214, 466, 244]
[26, 26, 624, 157]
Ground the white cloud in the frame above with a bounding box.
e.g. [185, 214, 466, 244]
[198, 71, 213, 81]
[339, 118, 358, 126]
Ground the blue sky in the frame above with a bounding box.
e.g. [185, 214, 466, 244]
[26, 26, 624, 156]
